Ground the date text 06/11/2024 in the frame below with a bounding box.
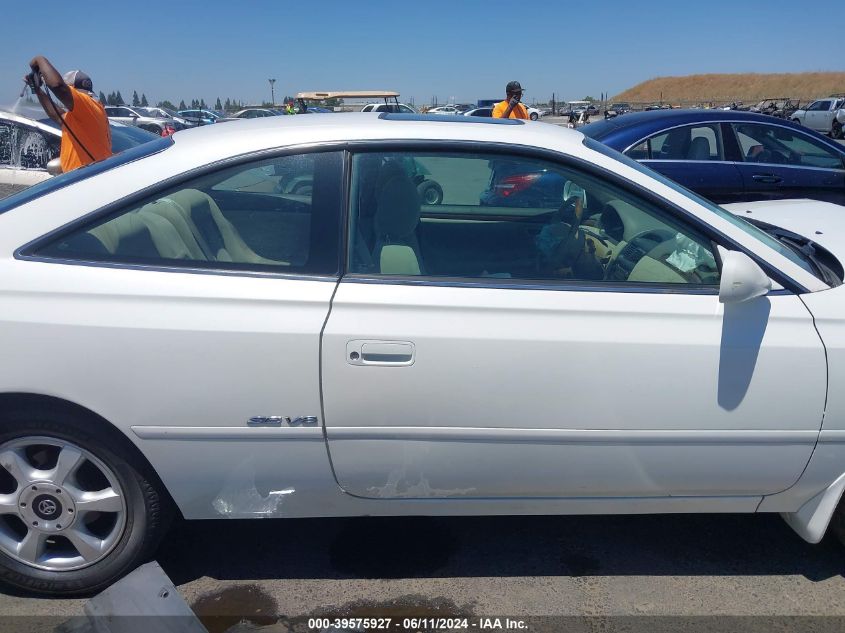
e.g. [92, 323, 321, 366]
[306, 617, 528, 630]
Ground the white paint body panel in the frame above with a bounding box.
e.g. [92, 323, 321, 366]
[322, 282, 825, 499]
[0, 115, 843, 527]
[0, 259, 337, 519]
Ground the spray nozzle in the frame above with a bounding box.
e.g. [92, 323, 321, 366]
[21, 71, 41, 98]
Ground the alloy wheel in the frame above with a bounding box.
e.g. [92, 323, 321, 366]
[0, 437, 127, 572]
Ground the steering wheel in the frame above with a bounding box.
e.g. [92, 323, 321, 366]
[604, 229, 675, 282]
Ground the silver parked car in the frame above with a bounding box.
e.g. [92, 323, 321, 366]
[104, 105, 184, 135]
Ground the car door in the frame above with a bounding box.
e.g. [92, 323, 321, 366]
[320, 147, 825, 501]
[804, 100, 830, 132]
[731, 121, 845, 205]
[108, 107, 136, 125]
[22, 149, 344, 517]
[628, 123, 745, 204]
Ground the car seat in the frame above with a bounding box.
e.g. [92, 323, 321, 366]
[686, 137, 712, 160]
[372, 170, 424, 275]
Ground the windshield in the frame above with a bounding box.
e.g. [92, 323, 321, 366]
[583, 137, 821, 280]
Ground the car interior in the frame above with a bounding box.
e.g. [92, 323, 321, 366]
[38, 155, 323, 270]
[349, 153, 721, 286]
[37, 151, 721, 287]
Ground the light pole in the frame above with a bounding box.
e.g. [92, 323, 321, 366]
[269, 78, 276, 106]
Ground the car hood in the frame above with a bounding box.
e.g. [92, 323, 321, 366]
[723, 199, 845, 261]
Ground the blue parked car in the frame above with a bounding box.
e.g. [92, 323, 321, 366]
[582, 110, 845, 205]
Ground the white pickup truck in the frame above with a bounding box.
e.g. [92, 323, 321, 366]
[791, 96, 845, 139]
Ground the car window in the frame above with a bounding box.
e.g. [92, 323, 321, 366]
[399, 105, 415, 113]
[733, 123, 844, 169]
[347, 151, 720, 287]
[0, 122, 59, 170]
[0, 123, 13, 167]
[809, 101, 830, 111]
[35, 151, 342, 275]
[637, 124, 724, 161]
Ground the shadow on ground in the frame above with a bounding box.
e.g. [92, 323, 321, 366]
[156, 513, 845, 586]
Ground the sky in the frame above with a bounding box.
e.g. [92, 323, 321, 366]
[1, 0, 842, 110]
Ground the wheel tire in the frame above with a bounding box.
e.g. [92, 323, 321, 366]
[0, 409, 170, 596]
[417, 181, 444, 205]
[792, 119, 801, 125]
[530, 112, 539, 121]
[832, 120, 843, 140]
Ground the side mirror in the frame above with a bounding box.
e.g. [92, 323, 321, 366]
[718, 248, 772, 304]
[46, 157, 62, 176]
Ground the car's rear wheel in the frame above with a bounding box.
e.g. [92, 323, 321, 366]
[0, 412, 169, 595]
[530, 112, 539, 121]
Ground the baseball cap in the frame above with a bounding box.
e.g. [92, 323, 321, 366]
[506, 81, 524, 93]
[63, 70, 94, 95]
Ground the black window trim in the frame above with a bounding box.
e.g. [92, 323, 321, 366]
[16, 141, 347, 281]
[341, 139, 808, 295]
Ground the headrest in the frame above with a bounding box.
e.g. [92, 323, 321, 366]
[687, 136, 711, 160]
[374, 174, 421, 239]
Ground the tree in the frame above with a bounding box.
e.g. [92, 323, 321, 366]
[132, 90, 140, 106]
[224, 98, 231, 112]
[179, 100, 187, 110]
[115, 91, 124, 105]
[215, 97, 222, 111]
[107, 92, 118, 106]
[582, 96, 596, 102]
[140, 94, 149, 107]
[98, 91, 107, 103]
[157, 100, 177, 111]
[200, 98, 207, 109]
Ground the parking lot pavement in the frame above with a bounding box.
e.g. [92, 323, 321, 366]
[2, 513, 845, 630]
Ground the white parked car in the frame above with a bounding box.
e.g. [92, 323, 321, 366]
[2, 113, 845, 595]
[360, 103, 417, 113]
[791, 97, 845, 139]
[425, 105, 461, 115]
[525, 106, 544, 121]
[0, 111, 158, 197]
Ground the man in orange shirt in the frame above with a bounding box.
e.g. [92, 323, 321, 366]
[492, 81, 529, 120]
[24, 56, 111, 173]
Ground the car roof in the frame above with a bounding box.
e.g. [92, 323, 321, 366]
[164, 112, 580, 166]
[581, 108, 843, 148]
[296, 91, 399, 100]
[0, 110, 58, 135]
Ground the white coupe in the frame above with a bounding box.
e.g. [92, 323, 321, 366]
[0, 113, 844, 595]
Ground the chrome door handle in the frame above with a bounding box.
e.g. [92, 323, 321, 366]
[752, 174, 783, 184]
[347, 340, 415, 366]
